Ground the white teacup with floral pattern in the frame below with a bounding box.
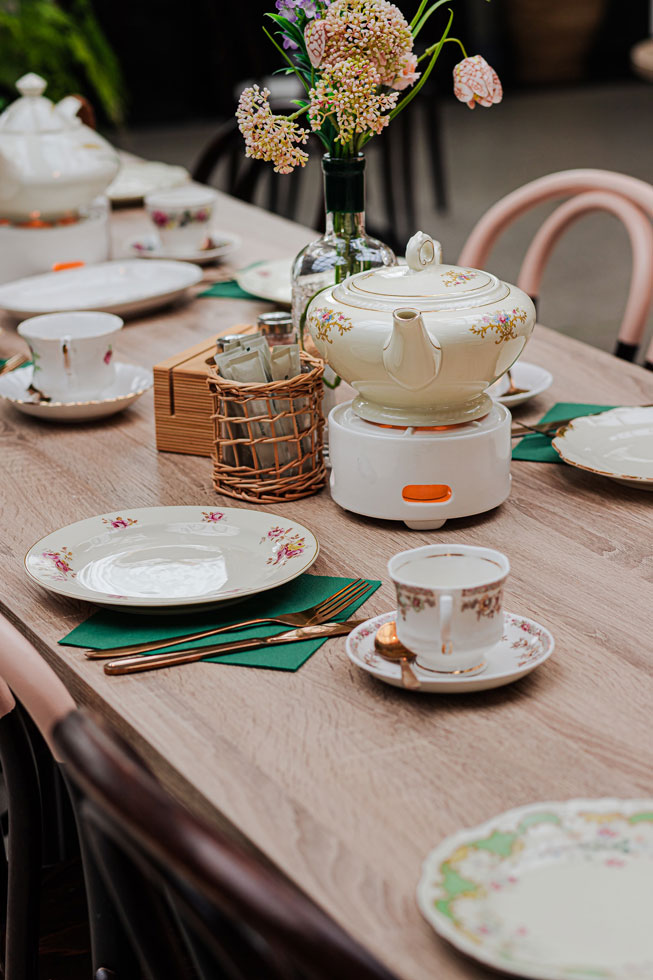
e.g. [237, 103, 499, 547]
[17, 311, 123, 402]
[145, 186, 217, 254]
[388, 544, 509, 675]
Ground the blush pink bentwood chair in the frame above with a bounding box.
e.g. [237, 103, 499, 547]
[458, 169, 653, 368]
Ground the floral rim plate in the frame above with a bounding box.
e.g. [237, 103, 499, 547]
[418, 798, 653, 979]
[346, 611, 553, 692]
[551, 406, 653, 488]
[0, 363, 152, 422]
[0, 260, 203, 318]
[235, 259, 292, 305]
[489, 361, 553, 407]
[129, 230, 241, 265]
[25, 506, 319, 610]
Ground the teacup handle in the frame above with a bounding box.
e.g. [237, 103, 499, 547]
[440, 594, 453, 655]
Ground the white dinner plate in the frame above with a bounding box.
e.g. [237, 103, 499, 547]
[235, 259, 292, 305]
[25, 506, 319, 610]
[0, 260, 202, 319]
[346, 611, 553, 693]
[129, 230, 240, 265]
[418, 798, 653, 980]
[489, 361, 553, 407]
[0, 363, 152, 422]
[107, 160, 191, 205]
[552, 406, 653, 488]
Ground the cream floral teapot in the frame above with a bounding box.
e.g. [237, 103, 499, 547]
[0, 73, 119, 221]
[306, 231, 536, 426]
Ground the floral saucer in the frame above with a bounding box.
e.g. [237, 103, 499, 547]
[418, 798, 653, 979]
[489, 361, 553, 407]
[129, 231, 241, 265]
[346, 611, 553, 692]
[0, 363, 153, 422]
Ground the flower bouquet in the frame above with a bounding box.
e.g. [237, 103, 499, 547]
[236, 0, 503, 336]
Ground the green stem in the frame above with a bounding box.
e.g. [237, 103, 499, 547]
[288, 103, 310, 122]
[389, 7, 454, 121]
[410, 0, 431, 28]
[412, 0, 454, 38]
[418, 35, 467, 63]
[262, 25, 310, 92]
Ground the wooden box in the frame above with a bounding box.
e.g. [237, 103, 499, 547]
[153, 325, 255, 456]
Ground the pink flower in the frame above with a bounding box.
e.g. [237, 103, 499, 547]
[453, 55, 502, 109]
[103, 347, 113, 365]
[305, 18, 327, 68]
[390, 53, 420, 91]
[321, 0, 413, 86]
[151, 210, 169, 227]
[236, 85, 309, 174]
[309, 58, 398, 145]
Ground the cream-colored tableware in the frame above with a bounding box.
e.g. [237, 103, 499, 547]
[130, 230, 240, 265]
[0, 362, 152, 422]
[418, 798, 653, 980]
[388, 544, 509, 674]
[25, 506, 319, 610]
[0, 73, 119, 221]
[347, 610, 553, 692]
[235, 259, 292, 305]
[17, 311, 122, 400]
[552, 406, 653, 488]
[107, 160, 190, 205]
[489, 361, 553, 407]
[145, 186, 218, 254]
[0, 260, 202, 318]
[306, 231, 536, 426]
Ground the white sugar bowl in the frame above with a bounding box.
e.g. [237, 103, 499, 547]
[306, 231, 536, 426]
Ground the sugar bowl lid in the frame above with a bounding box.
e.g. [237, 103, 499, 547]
[333, 231, 510, 312]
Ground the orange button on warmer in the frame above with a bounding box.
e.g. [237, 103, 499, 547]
[402, 484, 452, 503]
[52, 261, 85, 272]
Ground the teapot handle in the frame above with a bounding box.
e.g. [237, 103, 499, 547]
[406, 232, 442, 272]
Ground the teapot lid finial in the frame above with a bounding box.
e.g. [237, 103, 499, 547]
[406, 231, 443, 272]
[16, 73, 47, 98]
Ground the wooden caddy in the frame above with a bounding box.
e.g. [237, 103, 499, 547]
[153, 324, 256, 457]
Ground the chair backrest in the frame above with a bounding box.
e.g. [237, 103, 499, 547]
[53, 710, 400, 980]
[458, 169, 653, 365]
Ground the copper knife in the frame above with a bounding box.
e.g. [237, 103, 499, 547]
[104, 619, 366, 676]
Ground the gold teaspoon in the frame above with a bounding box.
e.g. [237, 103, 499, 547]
[374, 622, 420, 690]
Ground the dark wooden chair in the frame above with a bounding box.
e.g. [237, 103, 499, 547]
[54, 709, 401, 980]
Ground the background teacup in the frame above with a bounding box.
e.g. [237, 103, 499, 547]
[388, 544, 510, 675]
[18, 311, 123, 402]
[144, 186, 217, 254]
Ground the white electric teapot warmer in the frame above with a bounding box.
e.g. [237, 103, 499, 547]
[0, 73, 120, 283]
[306, 232, 537, 530]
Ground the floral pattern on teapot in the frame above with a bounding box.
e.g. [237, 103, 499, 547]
[469, 308, 530, 344]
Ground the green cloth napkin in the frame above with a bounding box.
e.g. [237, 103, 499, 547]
[512, 402, 615, 463]
[199, 279, 260, 301]
[59, 574, 380, 672]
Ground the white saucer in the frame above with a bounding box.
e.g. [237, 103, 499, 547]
[129, 230, 240, 265]
[490, 361, 553, 407]
[346, 611, 554, 692]
[0, 362, 153, 422]
[235, 258, 292, 305]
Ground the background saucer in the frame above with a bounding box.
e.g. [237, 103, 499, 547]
[490, 361, 553, 407]
[130, 230, 240, 265]
[0, 363, 153, 422]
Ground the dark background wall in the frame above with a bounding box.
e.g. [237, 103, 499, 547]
[92, 0, 650, 125]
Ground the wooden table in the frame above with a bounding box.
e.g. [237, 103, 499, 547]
[2, 194, 653, 979]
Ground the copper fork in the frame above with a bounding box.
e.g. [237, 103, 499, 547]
[84, 578, 372, 660]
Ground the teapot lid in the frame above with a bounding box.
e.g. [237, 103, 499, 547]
[333, 231, 510, 312]
[0, 73, 76, 134]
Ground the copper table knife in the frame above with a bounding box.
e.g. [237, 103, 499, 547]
[104, 619, 366, 676]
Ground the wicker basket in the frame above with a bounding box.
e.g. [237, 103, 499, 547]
[208, 351, 326, 503]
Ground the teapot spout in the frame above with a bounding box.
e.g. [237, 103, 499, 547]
[382, 308, 442, 391]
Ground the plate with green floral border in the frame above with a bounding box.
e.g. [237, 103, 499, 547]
[24, 506, 318, 611]
[418, 798, 653, 979]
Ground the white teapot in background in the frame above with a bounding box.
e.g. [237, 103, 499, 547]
[0, 73, 120, 222]
[306, 231, 537, 426]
